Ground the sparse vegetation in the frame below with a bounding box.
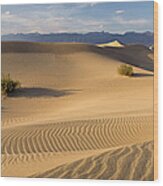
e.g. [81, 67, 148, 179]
[1, 73, 21, 96]
[118, 64, 133, 77]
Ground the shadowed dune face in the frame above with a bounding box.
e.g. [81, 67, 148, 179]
[1, 42, 154, 180]
[95, 45, 154, 72]
[132, 73, 153, 78]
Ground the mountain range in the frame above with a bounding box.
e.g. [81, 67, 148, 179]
[1, 31, 153, 46]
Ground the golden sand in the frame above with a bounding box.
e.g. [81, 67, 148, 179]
[1, 42, 154, 180]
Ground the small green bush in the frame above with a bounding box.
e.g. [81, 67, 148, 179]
[118, 64, 133, 77]
[1, 73, 21, 95]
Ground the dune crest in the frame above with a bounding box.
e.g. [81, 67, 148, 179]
[97, 40, 124, 48]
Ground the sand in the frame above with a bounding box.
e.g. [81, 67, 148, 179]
[97, 40, 124, 48]
[1, 42, 154, 180]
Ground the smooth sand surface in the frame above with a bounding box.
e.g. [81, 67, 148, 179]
[1, 42, 154, 180]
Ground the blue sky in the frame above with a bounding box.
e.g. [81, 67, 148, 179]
[1, 1, 154, 35]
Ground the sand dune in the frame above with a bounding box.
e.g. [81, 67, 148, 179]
[2, 42, 153, 71]
[32, 141, 153, 181]
[1, 42, 154, 179]
[97, 40, 124, 48]
[1, 41, 96, 54]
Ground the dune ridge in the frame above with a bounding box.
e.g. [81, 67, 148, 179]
[2, 41, 153, 71]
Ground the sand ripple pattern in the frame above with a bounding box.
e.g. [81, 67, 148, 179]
[32, 141, 153, 180]
[2, 115, 153, 155]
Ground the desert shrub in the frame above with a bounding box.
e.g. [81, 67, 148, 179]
[1, 73, 21, 95]
[118, 64, 133, 77]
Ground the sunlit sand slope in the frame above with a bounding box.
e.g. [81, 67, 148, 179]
[97, 40, 124, 48]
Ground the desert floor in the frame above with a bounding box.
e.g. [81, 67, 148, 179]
[1, 42, 154, 180]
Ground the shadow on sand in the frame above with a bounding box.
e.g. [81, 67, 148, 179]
[8, 87, 81, 98]
[132, 73, 153, 78]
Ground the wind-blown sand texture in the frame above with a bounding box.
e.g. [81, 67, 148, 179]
[1, 42, 154, 180]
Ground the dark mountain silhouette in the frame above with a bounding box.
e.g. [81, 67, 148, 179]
[1, 31, 153, 46]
